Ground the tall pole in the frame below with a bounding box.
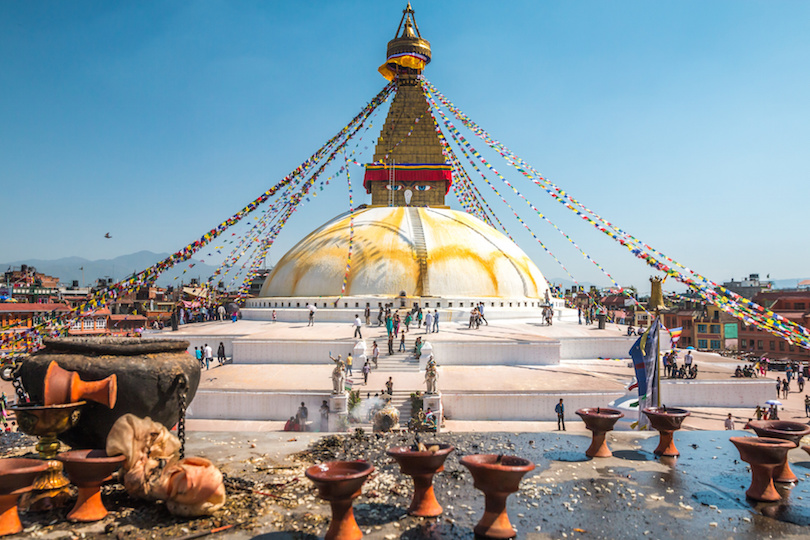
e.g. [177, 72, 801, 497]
[656, 308, 661, 407]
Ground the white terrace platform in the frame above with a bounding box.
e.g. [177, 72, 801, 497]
[160, 315, 773, 426]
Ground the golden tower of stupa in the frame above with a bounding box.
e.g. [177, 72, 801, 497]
[363, 2, 452, 208]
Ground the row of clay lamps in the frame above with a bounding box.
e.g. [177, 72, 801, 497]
[306, 445, 535, 540]
[577, 406, 692, 459]
[730, 420, 810, 502]
[0, 450, 130, 535]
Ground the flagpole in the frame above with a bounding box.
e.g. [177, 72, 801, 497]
[656, 310, 661, 407]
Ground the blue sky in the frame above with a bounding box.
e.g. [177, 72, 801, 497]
[1, 1, 808, 292]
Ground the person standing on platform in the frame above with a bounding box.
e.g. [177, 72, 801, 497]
[433, 309, 439, 333]
[194, 346, 203, 368]
[388, 333, 394, 355]
[386, 377, 394, 395]
[805, 394, 810, 417]
[319, 400, 329, 432]
[424, 310, 433, 334]
[372, 341, 379, 368]
[203, 343, 213, 370]
[399, 331, 406, 352]
[217, 342, 226, 365]
[724, 413, 735, 430]
[478, 302, 488, 325]
[364, 303, 371, 326]
[353, 314, 363, 339]
[362, 362, 370, 385]
[555, 398, 565, 431]
[346, 353, 353, 376]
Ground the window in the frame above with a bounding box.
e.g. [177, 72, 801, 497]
[769, 341, 775, 351]
[71, 319, 82, 330]
[710, 340, 721, 349]
[779, 341, 785, 351]
[741, 339, 748, 349]
[710, 324, 720, 334]
[713, 311, 719, 321]
[83, 319, 93, 330]
[97, 318, 106, 329]
[698, 339, 708, 348]
[757, 340, 764, 350]
[697, 324, 707, 333]
[795, 302, 806, 310]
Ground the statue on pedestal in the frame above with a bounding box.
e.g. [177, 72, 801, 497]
[425, 364, 438, 395]
[329, 354, 346, 395]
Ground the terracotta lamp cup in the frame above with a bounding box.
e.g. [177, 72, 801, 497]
[459, 454, 535, 539]
[43, 361, 118, 409]
[387, 444, 454, 517]
[642, 407, 690, 457]
[305, 461, 374, 540]
[0, 458, 49, 536]
[730, 436, 795, 502]
[57, 449, 125, 522]
[575, 407, 624, 458]
[747, 420, 810, 483]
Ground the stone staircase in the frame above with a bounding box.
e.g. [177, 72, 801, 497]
[408, 208, 430, 296]
[373, 346, 421, 372]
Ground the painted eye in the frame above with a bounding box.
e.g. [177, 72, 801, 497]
[415, 185, 432, 191]
[385, 185, 403, 191]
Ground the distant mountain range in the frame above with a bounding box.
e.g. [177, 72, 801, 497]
[1, 251, 221, 288]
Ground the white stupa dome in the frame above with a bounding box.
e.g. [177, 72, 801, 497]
[259, 207, 549, 299]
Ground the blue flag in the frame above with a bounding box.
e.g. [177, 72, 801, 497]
[629, 318, 660, 427]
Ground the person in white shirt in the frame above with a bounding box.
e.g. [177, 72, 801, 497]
[203, 343, 213, 370]
[353, 315, 363, 339]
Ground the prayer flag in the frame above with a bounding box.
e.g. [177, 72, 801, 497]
[669, 327, 683, 348]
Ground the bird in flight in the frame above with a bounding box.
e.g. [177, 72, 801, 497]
[104, 233, 112, 239]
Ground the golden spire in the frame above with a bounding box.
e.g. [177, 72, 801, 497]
[379, 3, 431, 81]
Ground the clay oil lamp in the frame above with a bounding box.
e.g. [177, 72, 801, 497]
[11, 401, 85, 510]
[387, 442, 454, 517]
[57, 449, 126, 522]
[459, 454, 535, 539]
[43, 361, 117, 408]
[746, 420, 810, 483]
[575, 407, 624, 458]
[0, 458, 49, 536]
[730, 436, 795, 502]
[642, 406, 690, 457]
[305, 460, 374, 540]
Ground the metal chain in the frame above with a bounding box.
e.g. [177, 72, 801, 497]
[1, 361, 28, 404]
[176, 374, 188, 459]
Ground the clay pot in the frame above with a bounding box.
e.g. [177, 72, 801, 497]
[575, 407, 624, 458]
[747, 420, 810, 483]
[21, 337, 199, 449]
[459, 454, 535, 539]
[0, 458, 49, 536]
[387, 444, 454, 517]
[58, 449, 126, 522]
[305, 461, 374, 540]
[730, 436, 795, 502]
[642, 407, 690, 457]
[43, 361, 117, 408]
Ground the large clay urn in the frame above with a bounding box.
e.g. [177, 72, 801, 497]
[460, 454, 535, 539]
[642, 407, 690, 457]
[387, 444, 454, 517]
[305, 461, 374, 540]
[575, 407, 624, 458]
[730, 436, 795, 502]
[20, 337, 199, 449]
[0, 458, 49, 536]
[747, 420, 810, 483]
[58, 449, 126, 522]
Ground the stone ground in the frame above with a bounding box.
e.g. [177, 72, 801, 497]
[6, 429, 810, 539]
